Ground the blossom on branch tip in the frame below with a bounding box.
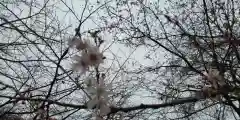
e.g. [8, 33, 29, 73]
[85, 77, 111, 116]
[87, 46, 104, 67]
[69, 37, 105, 73]
[86, 96, 111, 116]
[68, 37, 90, 50]
[86, 84, 110, 109]
[68, 35, 108, 118]
[72, 54, 90, 72]
[68, 36, 78, 48]
[76, 40, 89, 51]
[71, 50, 104, 72]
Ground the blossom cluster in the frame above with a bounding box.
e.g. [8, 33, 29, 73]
[68, 36, 104, 73]
[68, 36, 111, 119]
[85, 75, 111, 119]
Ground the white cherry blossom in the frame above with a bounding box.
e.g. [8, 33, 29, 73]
[70, 41, 104, 73]
[71, 54, 90, 73]
[68, 37, 90, 50]
[85, 77, 111, 116]
[86, 46, 104, 67]
[68, 36, 79, 48]
[68, 36, 109, 118]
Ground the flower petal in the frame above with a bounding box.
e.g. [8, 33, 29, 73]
[76, 40, 88, 50]
[72, 55, 81, 61]
[68, 36, 79, 47]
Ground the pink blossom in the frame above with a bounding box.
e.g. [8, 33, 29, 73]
[68, 37, 90, 50]
[72, 54, 90, 73]
[87, 46, 104, 66]
[85, 77, 111, 116]
[68, 36, 79, 48]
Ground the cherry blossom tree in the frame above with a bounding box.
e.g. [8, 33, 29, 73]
[1, 0, 240, 120]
